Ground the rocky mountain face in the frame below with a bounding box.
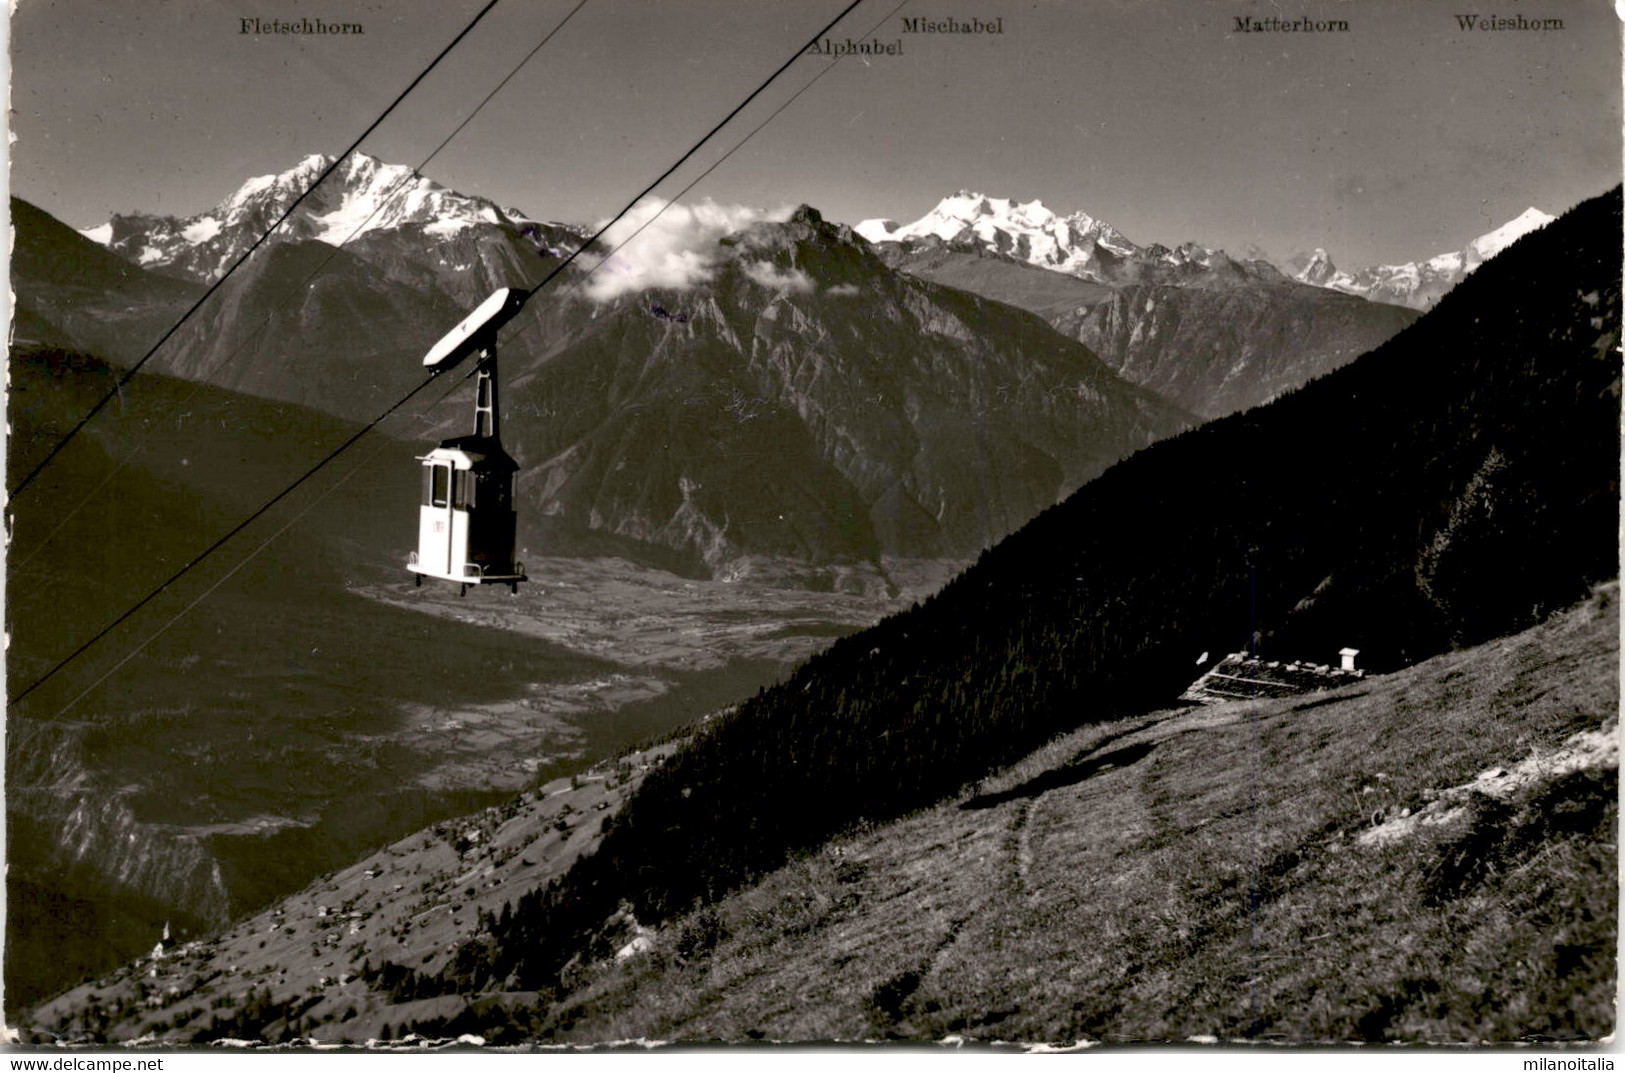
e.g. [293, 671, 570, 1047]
[863, 193, 1419, 419]
[440, 207, 1193, 576]
[78, 153, 554, 285]
[151, 237, 468, 417]
[1291, 207, 1556, 309]
[345, 215, 581, 310]
[1051, 272, 1418, 420]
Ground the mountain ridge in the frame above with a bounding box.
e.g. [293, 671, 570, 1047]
[78, 152, 557, 285]
[859, 189, 1555, 312]
[1290, 206, 1556, 309]
[860, 191, 1420, 418]
[22, 189, 1192, 580]
[856, 190, 1255, 287]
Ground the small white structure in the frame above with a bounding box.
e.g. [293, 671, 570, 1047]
[151, 921, 171, 960]
[1339, 647, 1360, 672]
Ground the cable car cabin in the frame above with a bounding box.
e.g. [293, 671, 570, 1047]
[407, 287, 530, 594]
[408, 434, 525, 594]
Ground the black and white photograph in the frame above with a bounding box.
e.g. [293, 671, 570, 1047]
[5, 0, 1621, 1052]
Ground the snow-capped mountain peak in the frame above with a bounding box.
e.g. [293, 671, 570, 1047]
[1295, 207, 1555, 309]
[1295, 248, 1339, 287]
[1466, 207, 1555, 263]
[923, 191, 1062, 234]
[856, 190, 1147, 282]
[219, 153, 331, 217]
[81, 152, 531, 283]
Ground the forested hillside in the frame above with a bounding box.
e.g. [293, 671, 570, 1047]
[433, 187, 1619, 1000]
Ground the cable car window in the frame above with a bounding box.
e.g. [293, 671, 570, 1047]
[452, 469, 466, 509]
[464, 472, 477, 510]
[430, 464, 450, 507]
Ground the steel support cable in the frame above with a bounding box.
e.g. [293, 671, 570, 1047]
[11, 0, 593, 574]
[7, 363, 482, 758]
[7, 376, 442, 709]
[33, 375, 478, 729]
[9, 0, 871, 711]
[6, 0, 507, 502]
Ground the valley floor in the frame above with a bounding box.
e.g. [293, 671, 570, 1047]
[20, 584, 1618, 1046]
[6, 554, 960, 1013]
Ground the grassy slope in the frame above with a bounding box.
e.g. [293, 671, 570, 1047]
[21, 741, 682, 1045]
[537, 584, 1618, 1043]
[28, 586, 1614, 1045]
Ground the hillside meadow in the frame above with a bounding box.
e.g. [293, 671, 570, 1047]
[531, 584, 1618, 1043]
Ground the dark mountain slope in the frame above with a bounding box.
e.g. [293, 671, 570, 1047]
[11, 300, 81, 351]
[10, 197, 202, 363]
[449, 187, 1619, 998]
[151, 238, 465, 420]
[877, 234, 1419, 419]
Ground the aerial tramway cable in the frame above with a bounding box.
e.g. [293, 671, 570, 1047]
[10, 0, 872, 712]
[38, 371, 481, 726]
[5, 362, 487, 764]
[6, 0, 510, 502]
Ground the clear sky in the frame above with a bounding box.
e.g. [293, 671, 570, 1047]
[9, 0, 1621, 269]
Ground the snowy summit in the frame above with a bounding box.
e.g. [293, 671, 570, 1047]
[1294, 207, 1555, 309]
[853, 190, 1245, 286]
[856, 191, 1141, 280]
[78, 152, 537, 284]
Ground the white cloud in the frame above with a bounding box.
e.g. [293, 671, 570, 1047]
[825, 282, 862, 297]
[742, 261, 815, 294]
[580, 197, 791, 301]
